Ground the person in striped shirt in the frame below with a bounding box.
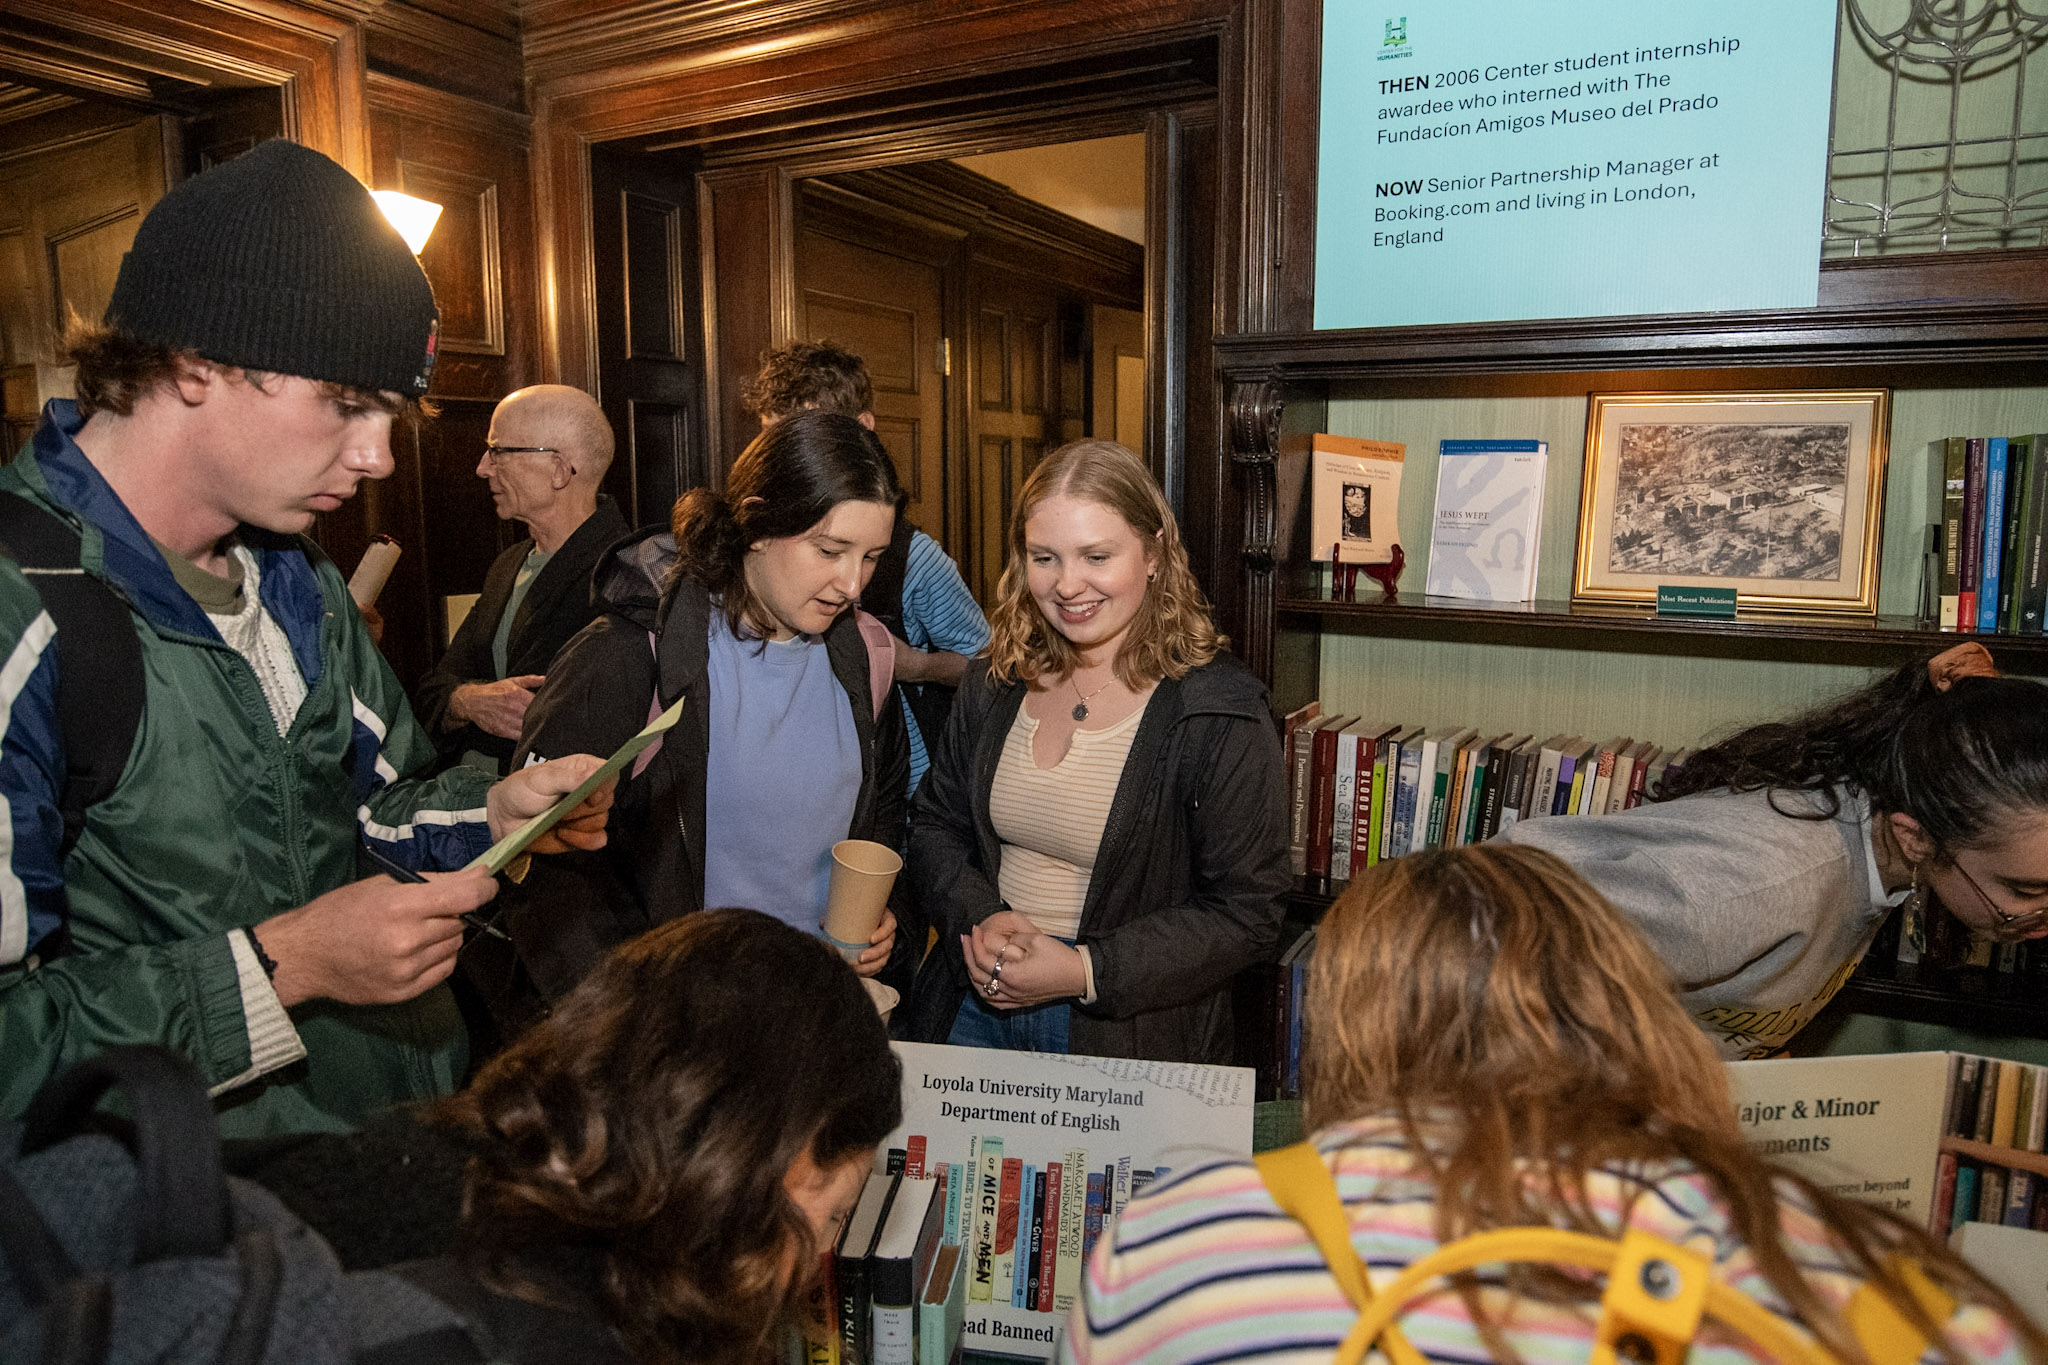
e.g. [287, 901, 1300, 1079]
[1067, 845, 2042, 1364]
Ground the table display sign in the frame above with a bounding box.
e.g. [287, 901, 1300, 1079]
[884, 1042, 1255, 1360]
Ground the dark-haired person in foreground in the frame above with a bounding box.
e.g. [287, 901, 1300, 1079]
[0, 139, 611, 1137]
[1501, 642, 2048, 1057]
[504, 410, 910, 1018]
[349, 910, 901, 1365]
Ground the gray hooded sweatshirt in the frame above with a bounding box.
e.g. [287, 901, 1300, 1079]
[1498, 785, 1903, 1058]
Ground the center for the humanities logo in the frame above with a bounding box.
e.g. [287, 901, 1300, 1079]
[1377, 15, 1412, 60]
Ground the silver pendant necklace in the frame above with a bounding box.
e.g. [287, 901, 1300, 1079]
[1070, 673, 1115, 722]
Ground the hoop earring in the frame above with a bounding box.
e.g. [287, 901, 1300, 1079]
[1901, 863, 1926, 917]
[1899, 862, 1930, 961]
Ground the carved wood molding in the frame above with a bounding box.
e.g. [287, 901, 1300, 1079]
[365, 3, 522, 110]
[522, 0, 910, 85]
[1228, 372, 1283, 678]
[800, 163, 1145, 306]
[1213, 298, 2048, 379]
[365, 69, 529, 140]
[0, 0, 370, 171]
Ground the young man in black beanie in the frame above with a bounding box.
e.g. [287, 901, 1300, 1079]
[0, 139, 613, 1137]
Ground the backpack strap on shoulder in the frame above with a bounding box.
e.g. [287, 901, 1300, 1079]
[1254, 1142, 1427, 1365]
[854, 609, 894, 720]
[1845, 1259, 1956, 1365]
[0, 492, 142, 857]
[1344, 1224, 1837, 1365]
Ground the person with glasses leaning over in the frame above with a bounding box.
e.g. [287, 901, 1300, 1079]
[412, 386, 628, 777]
[1497, 643, 2048, 1058]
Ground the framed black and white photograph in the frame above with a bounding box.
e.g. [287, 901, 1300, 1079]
[1573, 390, 1891, 613]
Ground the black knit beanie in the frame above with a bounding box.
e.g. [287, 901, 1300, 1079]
[105, 139, 439, 397]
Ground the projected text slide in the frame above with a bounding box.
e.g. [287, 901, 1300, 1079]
[1314, 1, 1837, 329]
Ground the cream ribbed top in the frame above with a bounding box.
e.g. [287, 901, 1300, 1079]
[987, 701, 1146, 939]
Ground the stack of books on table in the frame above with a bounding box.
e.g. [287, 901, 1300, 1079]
[809, 1164, 965, 1365]
[1283, 702, 1690, 883]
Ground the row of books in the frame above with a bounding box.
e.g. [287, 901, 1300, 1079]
[1929, 433, 2048, 634]
[815, 1137, 1157, 1364]
[1935, 1054, 2048, 1234]
[1284, 700, 1691, 881]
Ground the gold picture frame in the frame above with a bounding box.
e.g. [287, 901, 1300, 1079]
[1572, 389, 1891, 614]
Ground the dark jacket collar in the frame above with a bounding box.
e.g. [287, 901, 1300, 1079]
[507, 493, 629, 639]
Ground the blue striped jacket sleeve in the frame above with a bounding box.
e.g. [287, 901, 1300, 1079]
[899, 530, 989, 654]
[0, 601, 67, 964]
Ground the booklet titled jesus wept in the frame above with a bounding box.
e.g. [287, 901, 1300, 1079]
[1424, 440, 1549, 603]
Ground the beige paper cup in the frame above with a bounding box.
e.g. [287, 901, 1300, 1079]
[823, 838, 902, 959]
[862, 977, 899, 1023]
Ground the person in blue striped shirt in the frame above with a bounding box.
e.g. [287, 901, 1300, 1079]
[742, 340, 990, 793]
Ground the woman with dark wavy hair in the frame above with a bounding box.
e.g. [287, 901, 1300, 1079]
[899, 439, 1286, 1063]
[498, 410, 912, 1033]
[433, 909, 901, 1365]
[1070, 846, 2040, 1364]
[1501, 642, 2048, 1057]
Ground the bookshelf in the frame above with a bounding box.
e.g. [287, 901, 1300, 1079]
[1221, 248, 2048, 1048]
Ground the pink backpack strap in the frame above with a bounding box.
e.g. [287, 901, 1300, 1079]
[854, 610, 894, 720]
[632, 629, 663, 780]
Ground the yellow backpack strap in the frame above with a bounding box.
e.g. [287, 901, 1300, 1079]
[1344, 1226, 1838, 1365]
[1845, 1259, 1956, 1365]
[1254, 1143, 1428, 1365]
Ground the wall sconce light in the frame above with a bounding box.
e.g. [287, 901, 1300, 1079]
[371, 190, 444, 255]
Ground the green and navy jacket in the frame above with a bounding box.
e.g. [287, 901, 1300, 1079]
[0, 400, 494, 1136]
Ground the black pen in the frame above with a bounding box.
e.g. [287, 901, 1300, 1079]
[359, 842, 511, 941]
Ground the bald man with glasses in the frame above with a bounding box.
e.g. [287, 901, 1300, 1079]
[414, 384, 628, 774]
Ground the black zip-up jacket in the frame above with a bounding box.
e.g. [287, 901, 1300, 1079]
[475, 528, 910, 1024]
[413, 494, 629, 773]
[897, 652, 1287, 1064]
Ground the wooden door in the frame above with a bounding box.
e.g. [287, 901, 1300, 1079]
[590, 144, 707, 526]
[1092, 303, 1146, 452]
[0, 113, 169, 453]
[966, 265, 1066, 602]
[795, 229, 948, 549]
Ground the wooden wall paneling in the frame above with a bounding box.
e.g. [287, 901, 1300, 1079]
[365, 2, 523, 111]
[796, 164, 1144, 581]
[524, 0, 1289, 649]
[795, 226, 950, 548]
[1145, 108, 1186, 508]
[0, 113, 168, 456]
[967, 263, 1064, 601]
[1179, 109, 1227, 626]
[181, 87, 288, 174]
[1267, 0, 1320, 333]
[697, 165, 784, 481]
[364, 72, 537, 685]
[524, 2, 1235, 402]
[0, 0, 375, 173]
[592, 144, 707, 524]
